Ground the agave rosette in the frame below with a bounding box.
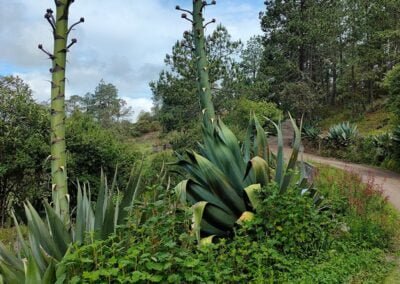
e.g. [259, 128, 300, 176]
[175, 113, 312, 241]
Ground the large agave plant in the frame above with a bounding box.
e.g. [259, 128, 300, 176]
[0, 166, 142, 283]
[327, 122, 358, 147]
[175, 114, 318, 242]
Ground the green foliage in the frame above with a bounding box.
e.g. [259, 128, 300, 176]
[151, 25, 243, 132]
[327, 122, 358, 147]
[373, 132, 393, 162]
[164, 122, 202, 152]
[254, 185, 334, 258]
[384, 64, 400, 122]
[0, 76, 50, 226]
[225, 98, 282, 133]
[66, 112, 138, 192]
[133, 111, 161, 136]
[66, 80, 132, 127]
[316, 165, 399, 249]
[302, 123, 321, 142]
[280, 82, 322, 118]
[60, 166, 398, 283]
[174, 113, 312, 241]
[0, 167, 142, 283]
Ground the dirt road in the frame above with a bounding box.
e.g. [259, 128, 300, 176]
[269, 122, 400, 211]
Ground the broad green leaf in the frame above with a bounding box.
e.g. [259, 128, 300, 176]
[244, 184, 262, 210]
[193, 201, 208, 242]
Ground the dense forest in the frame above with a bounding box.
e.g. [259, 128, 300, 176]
[1, 0, 400, 283]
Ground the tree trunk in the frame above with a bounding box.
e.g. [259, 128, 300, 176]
[331, 62, 337, 105]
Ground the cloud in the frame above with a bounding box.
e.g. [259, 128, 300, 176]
[1, 0, 264, 109]
[123, 97, 154, 122]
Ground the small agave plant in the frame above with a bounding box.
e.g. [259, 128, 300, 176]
[327, 122, 358, 147]
[175, 113, 321, 243]
[0, 166, 142, 283]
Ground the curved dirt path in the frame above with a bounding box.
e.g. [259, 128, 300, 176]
[269, 121, 400, 211]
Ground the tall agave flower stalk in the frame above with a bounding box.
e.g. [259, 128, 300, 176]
[176, 0, 216, 121]
[38, 1, 84, 223]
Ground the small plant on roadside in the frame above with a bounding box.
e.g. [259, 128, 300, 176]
[372, 132, 393, 162]
[327, 122, 358, 147]
[302, 123, 321, 142]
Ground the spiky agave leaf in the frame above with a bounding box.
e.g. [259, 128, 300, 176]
[0, 164, 144, 282]
[176, 112, 318, 241]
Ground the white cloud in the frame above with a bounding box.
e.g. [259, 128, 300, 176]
[123, 97, 154, 122]
[1, 0, 264, 108]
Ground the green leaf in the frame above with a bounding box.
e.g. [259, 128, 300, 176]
[280, 114, 302, 193]
[25, 254, 42, 284]
[44, 201, 71, 255]
[245, 157, 269, 186]
[244, 184, 262, 210]
[192, 201, 208, 242]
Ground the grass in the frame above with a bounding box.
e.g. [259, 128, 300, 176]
[128, 131, 163, 154]
[318, 101, 395, 136]
[0, 226, 27, 250]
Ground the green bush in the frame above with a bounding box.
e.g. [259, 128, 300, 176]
[0, 76, 50, 225]
[164, 123, 202, 152]
[253, 185, 335, 258]
[383, 64, 400, 122]
[302, 123, 321, 143]
[66, 112, 139, 192]
[60, 169, 397, 283]
[316, 166, 399, 249]
[225, 98, 282, 133]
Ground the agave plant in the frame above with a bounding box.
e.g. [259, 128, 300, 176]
[302, 123, 321, 142]
[0, 166, 142, 283]
[327, 122, 358, 147]
[373, 132, 393, 161]
[175, 114, 319, 242]
[392, 126, 400, 145]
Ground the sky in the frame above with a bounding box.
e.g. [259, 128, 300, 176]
[0, 0, 264, 120]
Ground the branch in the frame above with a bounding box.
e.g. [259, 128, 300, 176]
[67, 38, 78, 50]
[38, 44, 55, 60]
[44, 9, 56, 33]
[68, 17, 85, 35]
[181, 13, 193, 23]
[202, 0, 217, 9]
[175, 5, 192, 15]
[204, 18, 216, 28]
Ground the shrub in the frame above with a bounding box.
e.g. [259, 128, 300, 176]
[66, 112, 139, 194]
[60, 167, 397, 283]
[383, 64, 400, 122]
[0, 76, 50, 225]
[252, 185, 335, 258]
[315, 166, 399, 249]
[372, 132, 393, 162]
[302, 123, 321, 142]
[225, 98, 282, 133]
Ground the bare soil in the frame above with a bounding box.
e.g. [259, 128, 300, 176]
[269, 121, 400, 211]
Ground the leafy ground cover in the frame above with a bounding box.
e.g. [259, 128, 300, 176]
[57, 165, 399, 283]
